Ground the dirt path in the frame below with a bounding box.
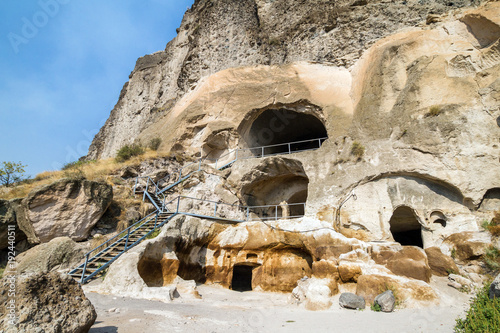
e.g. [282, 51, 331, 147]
[85, 278, 471, 333]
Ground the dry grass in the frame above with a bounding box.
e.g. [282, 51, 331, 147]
[90, 234, 110, 255]
[0, 150, 172, 201]
[482, 211, 500, 237]
[425, 105, 442, 117]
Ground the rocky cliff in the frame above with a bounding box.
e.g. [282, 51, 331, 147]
[80, 1, 500, 308]
[87, 0, 481, 160]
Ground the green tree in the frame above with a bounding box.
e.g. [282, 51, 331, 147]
[0, 161, 27, 187]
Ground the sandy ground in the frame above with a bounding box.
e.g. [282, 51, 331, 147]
[85, 277, 472, 333]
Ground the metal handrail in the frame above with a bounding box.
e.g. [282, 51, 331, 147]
[162, 195, 307, 222]
[150, 137, 328, 194]
[73, 137, 325, 284]
[75, 212, 178, 284]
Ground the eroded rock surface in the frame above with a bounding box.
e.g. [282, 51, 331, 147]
[21, 179, 112, 243]
[0, 272, 96, 333]
[15, 237, 85, 275]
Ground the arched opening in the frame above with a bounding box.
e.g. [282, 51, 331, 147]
[241, 159, 309, 220]
[389, 206, 423, 247]
[238, 103, 328, 156]
[479, 188, 500, 212]
[231, 264, 254, 292]
[430, 211, 447, 228]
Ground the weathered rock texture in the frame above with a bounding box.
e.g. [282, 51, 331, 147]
[0, 199, 26, 250]
[15, 237, 85, 274]
[87, 1, 500, 252]
[425, 246, 459, 276]
[0, 272, 96, 333]
[490, 273, 500, 299]
[339, 292, 365, 310]
[374, 290, 396, 312]
[84, 0, 500, 311]
[87, 0, 480, 160]
[20, 179, 112, 243]
[290, 277, 336, 310]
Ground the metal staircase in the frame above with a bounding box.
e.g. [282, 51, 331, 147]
[69, 137, 326, 284]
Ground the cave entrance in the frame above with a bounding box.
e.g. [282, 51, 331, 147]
[231, 265, 254, 292]
[245, 108, 328, 156]
[242, 159, 309, 220]
[389, 206, 423, 248]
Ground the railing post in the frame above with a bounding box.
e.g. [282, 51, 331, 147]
[176, 197, 180, 213]
[288, 143, 291, 154]
[318, 138, 322, 148]
[144, 178, 149, 202]
[124, 228, 130, 250]
[214, 203, 217, 217]
[215, 159, 218, 169]
[81, 253, 90, 284]
[235, 149, 239, 161]
[275, 205, 278, 220]
[246, 207, 250, 221]
[178, 169, 182, 182]
[198, 159, 202, 171]
[261, 146, 264, 157]
[154, 212, 159, 229]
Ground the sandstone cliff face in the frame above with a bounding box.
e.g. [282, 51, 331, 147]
[86, 0, 499, 253]
[87, 0, 478, 160]
[85, 1, 499, 307]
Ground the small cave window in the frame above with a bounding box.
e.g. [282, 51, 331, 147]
[389, 206, 423, 248]
[244, 108, 328, 156]
[430, 211, 447, 228]
[231, 265, 254, 292]
[434, 219, 447, 228]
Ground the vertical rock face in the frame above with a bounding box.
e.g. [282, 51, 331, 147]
[0, 199, 26, 250]
[87, 0, 477, 160]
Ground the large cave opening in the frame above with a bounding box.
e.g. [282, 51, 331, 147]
[239, 104, 328, 157]
[389, 206, 423, 248]
[231, 264, 254, 292]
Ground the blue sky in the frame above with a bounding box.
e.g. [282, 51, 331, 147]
[0, 0, 194, 178]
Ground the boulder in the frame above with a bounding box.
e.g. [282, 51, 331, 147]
[356, 274, 437, 305]
[448, 274, 473, 291]
[290, 277, 336, 311]
[339, 292, 365, 310]
[125, 207, 142, 224]
[22, 178, 113, 243]
[489, 273, 500, 299]
[15, 237, 85, 274]
[374, 290, 396, 312]
[312, 259, 339, 280]
[0, 199, 27, 250]
[0, 272, 97, 332]
[120, 166, 138, 178]
[425, 246, 459, 276]
[338, 262, 362, 283]
[443, 232, 491, 261]
[385, 247, 432, 282]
